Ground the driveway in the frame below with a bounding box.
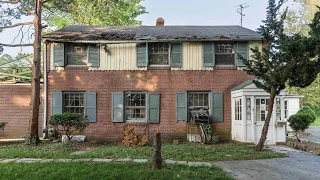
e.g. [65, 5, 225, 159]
[304, 126, 320, 143]
[213, 146, 320, 180]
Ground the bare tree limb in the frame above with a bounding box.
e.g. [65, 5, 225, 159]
[0, 43, 33, 47]
[0, 22, 34, 29]
[0, 0, 20, 4]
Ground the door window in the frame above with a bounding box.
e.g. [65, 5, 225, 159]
[256, 98, 270, 121]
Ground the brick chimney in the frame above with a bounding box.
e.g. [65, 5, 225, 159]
[156, 17, 165, 26]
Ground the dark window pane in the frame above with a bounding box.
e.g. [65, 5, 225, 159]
[215, 54, 235, 65]
[67, 44, 88, 65]
[148, 43, 169, 65]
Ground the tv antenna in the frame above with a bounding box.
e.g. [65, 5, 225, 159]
[235, 3, 249, 26]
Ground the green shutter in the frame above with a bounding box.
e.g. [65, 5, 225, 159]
[203, 42, 215, 67]
[211, 92, 224, 122]
[236, 42, 248, 67]
[171, 43, 182, 67]
[53, 43, 65, 67]
[88, 44, 100, 67]
[136, 43, 148, 67]
[85, 92, 97, 123]
[51, 92, 62, 115]
[176, 92, 188, 121]
[147, 92, 160, 123]
[112, 92, 124, 122]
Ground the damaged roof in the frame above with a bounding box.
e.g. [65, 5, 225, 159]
[42, 25, 263, 41]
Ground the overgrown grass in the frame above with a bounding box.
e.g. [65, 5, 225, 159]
[0, 142, 286, 161]
[0, 162, 233, 180]
[311, 117, 320, 126]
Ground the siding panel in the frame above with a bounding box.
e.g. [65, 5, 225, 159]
[99, 43, 147, 71]
[172, 42, 213, 71]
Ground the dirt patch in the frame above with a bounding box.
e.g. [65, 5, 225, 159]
[286, 138, 320, 156]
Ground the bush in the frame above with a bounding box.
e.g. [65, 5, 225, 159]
[297, 106, 317, 122]
[288, 113, 313, 142]
[0, 122, 7, 130]
[311, 106, 320, 117]
[50, 113, 88, 141]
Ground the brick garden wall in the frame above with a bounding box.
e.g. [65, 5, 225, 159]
[47, 67, 254, 142]
[0, 84, 43, 138]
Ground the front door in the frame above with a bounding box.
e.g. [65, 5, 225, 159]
[254, 98, 273, 144]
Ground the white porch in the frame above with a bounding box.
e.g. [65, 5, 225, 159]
[231, 80, 302, 145]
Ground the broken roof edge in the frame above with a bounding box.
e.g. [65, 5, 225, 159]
[43, 37, 264, 43]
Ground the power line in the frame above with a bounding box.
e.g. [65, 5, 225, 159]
[235, 3, 249, 26]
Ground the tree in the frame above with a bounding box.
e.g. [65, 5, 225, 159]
[241, 0, 320, 151]
[285, 0, 320, 107]
[50, 113, 88, 141]
[45, 0, 147, 29]
[288, 113, 313, 142]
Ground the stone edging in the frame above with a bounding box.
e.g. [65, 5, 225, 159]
[0, 158, 213, 167]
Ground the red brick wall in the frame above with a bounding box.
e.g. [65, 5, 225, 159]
[0, 84, 43, 138]
[47, 67, 254, 142]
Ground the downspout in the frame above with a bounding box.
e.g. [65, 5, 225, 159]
[42, 42, 48, 139]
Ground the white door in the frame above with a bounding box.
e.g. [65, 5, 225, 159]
[254, 98, 273, 144]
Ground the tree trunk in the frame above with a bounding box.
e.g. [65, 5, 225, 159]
[255, 86, 277, 151]
[152, 133, 162, 170]
[29, 0, 42, 143]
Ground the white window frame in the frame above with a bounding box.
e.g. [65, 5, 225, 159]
[235, 98, 242, 121]
[63, 92, 85, 115]
[214, 42, 235, 66]
[284, 100, 289, 119]
[246, 98, 251, 121]
[65, 43, 89, 67]
[148, 42, 171, 67]
[125, 91, 147, 122]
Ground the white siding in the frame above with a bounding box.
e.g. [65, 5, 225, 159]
[99, 43, 147, 71]
[172, 42, 213, 71]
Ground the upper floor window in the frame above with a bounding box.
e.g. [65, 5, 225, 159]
[148, 42, 170, 66]
[66, 44, 88, 66]
[215, 43, 235, 66]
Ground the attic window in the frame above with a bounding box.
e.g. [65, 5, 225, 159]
[148, 42, 169, 66]
[66, 43, 88, 66]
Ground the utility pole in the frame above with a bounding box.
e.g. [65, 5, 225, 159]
[235, 3, 249, 26]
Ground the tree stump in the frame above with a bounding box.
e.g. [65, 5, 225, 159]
[152, 133, 162, 170]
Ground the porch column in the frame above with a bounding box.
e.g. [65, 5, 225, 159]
[251, 96, 255, 143]
[242, 96, 247, 142]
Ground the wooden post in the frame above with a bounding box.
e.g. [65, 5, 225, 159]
[152, 133, 162, 170]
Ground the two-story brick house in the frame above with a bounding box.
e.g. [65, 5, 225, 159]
[42, 18, 275, 143]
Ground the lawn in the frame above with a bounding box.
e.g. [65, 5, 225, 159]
[0, 142, 286, 161]
[311, 117, 320, 126]
[0, 162, 233, 180]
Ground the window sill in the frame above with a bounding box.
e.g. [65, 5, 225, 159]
[147, 66, 171, 70]
[126, 120, 147, 123]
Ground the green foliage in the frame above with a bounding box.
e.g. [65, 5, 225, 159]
[297, 106, 317, 121]
[202, 124, 213, 135]
[0, 122, 7, 130]
[0, 53, 33, 82]
[45, 0, 147, 29]
[50, 113, 88, 140]
[288, 113, 313, 133]
[311, 106, 320, 117]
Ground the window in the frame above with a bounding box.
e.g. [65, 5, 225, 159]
[235, 98, 242, 120]
[148, 42, 169, 65]
[284, 100, 288, 119]
[64, 92, 85, 114]
[125, 92, 146, 121]
[246, 98, 251, 120]
[256, 99, 270, 121]
[66, 43, 88, 65]
[215, 43, 235, 65]
[188, 92, 209, 121]
[276, 98, 281, 120]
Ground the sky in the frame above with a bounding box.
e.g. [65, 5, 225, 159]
[1, 0, 289, 56]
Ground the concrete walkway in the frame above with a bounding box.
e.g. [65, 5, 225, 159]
[213, 146, 320, 180]
[0, 158, 213, 167]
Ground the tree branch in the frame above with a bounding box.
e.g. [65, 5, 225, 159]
[0, 43, 33, 47]
[0, 22, 34, 29]
[0, 0, 20, 4]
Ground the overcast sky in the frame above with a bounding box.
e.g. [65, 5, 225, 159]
[1, 0, 295, 56]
